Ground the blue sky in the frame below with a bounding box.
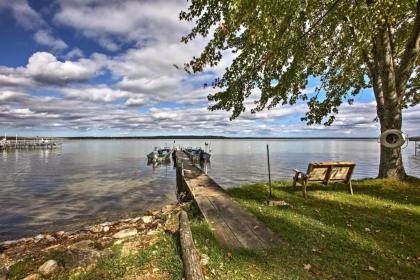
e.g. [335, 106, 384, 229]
[0, 0, 418, 137]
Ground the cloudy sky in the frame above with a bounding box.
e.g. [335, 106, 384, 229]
[0, 0, 418, 137]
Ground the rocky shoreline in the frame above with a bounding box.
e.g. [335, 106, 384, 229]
[0, 203, 186, 280]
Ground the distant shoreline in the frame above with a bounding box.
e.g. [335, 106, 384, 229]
[62, 136, 380, 140]
[8, 135, 420, 140]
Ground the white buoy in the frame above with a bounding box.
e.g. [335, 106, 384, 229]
[380, 129, 407, 149]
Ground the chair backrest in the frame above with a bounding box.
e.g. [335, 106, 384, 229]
[307, 162, 355, 183]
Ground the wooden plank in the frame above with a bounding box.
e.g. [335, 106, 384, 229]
[209, 195, 282, 247]
[196, 196, 242, 248]
[206, 196, 267, 249]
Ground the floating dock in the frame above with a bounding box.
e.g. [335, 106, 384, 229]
[0, 139, 61, 150]
[175, 150, 284, 249]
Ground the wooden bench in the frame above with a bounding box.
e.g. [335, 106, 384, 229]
[292, 162, 356, 199]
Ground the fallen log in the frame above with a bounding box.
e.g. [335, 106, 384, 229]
[179, 210, 204, 280]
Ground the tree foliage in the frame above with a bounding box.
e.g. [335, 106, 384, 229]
[180, 0, 419, 125]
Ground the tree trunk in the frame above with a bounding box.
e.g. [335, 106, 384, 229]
[376, 96, 407, 180]
[371, 25, 408, 181]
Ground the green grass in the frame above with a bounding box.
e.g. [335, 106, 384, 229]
[190, 178, 420, 280]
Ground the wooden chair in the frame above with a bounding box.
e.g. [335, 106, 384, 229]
[292, 162, 356, 199]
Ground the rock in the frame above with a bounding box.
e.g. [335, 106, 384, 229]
[103, 226, 110, 233]
[112, 228, 138, 239]
[100, 221, 113, 227]
[147, 230, 159, 236]
[121, 218, 132, 223]
[56, 231, 66, 236]
[38, 259, 58, 275]
[69, 240, 94, 250]
[23, 274, 41, 280]
[131, 217, 141, 223]
[141, 216, 154, 224]
[88, 225, 103, 233]
[34, 234, 45, 240]
[45, 234, 56, 242]
[114, 240, 124, 245]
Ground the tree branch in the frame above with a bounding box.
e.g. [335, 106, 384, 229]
[396, 0, 420, 100]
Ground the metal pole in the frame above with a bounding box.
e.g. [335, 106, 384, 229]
[267, 144, 272, 198]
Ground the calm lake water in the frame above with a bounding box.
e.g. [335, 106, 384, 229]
[1, 139, 419, 240]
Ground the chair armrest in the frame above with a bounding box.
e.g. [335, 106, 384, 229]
[293, 169, 301, 174]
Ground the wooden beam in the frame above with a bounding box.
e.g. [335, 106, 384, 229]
[179, 210, 205, 280]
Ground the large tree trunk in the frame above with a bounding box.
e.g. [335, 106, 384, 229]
[372, 27, 407, 180]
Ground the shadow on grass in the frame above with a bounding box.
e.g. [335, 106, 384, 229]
[217, 179, 420, 279]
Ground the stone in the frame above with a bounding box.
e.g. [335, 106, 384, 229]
[147, 230, 159, 236]
[56, 231, 65, 236]
[103, 226, 110, 233]
[88, 225, 103, 233]
[112, 228, 138, 239]
[38, 259, 58, 275]
[131, 217, 141, 223]
[45, 234, 56, 242]
[114, 240, 123, 245]
[23, 274, 41, 280]
[69, 240, 94, 250]
[34, 234, 45, 240]
[141, 216, 154, 224]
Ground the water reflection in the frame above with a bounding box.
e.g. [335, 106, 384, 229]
[0, 139, 418, 241]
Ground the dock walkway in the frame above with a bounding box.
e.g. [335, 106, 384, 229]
[175, 150, 284, 249]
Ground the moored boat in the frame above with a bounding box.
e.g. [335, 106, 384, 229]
[147, 147, 172, 163]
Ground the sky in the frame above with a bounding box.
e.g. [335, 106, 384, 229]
[0, 0, 418, 137]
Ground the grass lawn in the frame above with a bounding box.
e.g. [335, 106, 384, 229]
[190, 178, 420, 280]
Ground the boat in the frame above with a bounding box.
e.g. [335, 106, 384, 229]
[147, 147, 172, 163]
[200, 150, 211, 160]
[184, 145, 211, 161]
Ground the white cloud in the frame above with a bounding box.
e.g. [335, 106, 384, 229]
[25, 52, 104, 84]
[34, 30, 68, 50]
[59, 86, 136, 103]
[54, 0, 189, 50]
[65, 48, 84, 60]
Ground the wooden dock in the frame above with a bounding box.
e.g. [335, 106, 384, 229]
[175, 150, 284, 249]
[0, 139, 60, 150]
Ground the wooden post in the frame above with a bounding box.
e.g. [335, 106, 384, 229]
[179, 211, 205, 280]
[181, 161, 184, 177]
[266, 144, 272, 198]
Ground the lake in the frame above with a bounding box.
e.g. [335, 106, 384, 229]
[1, 139, 419, 240]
